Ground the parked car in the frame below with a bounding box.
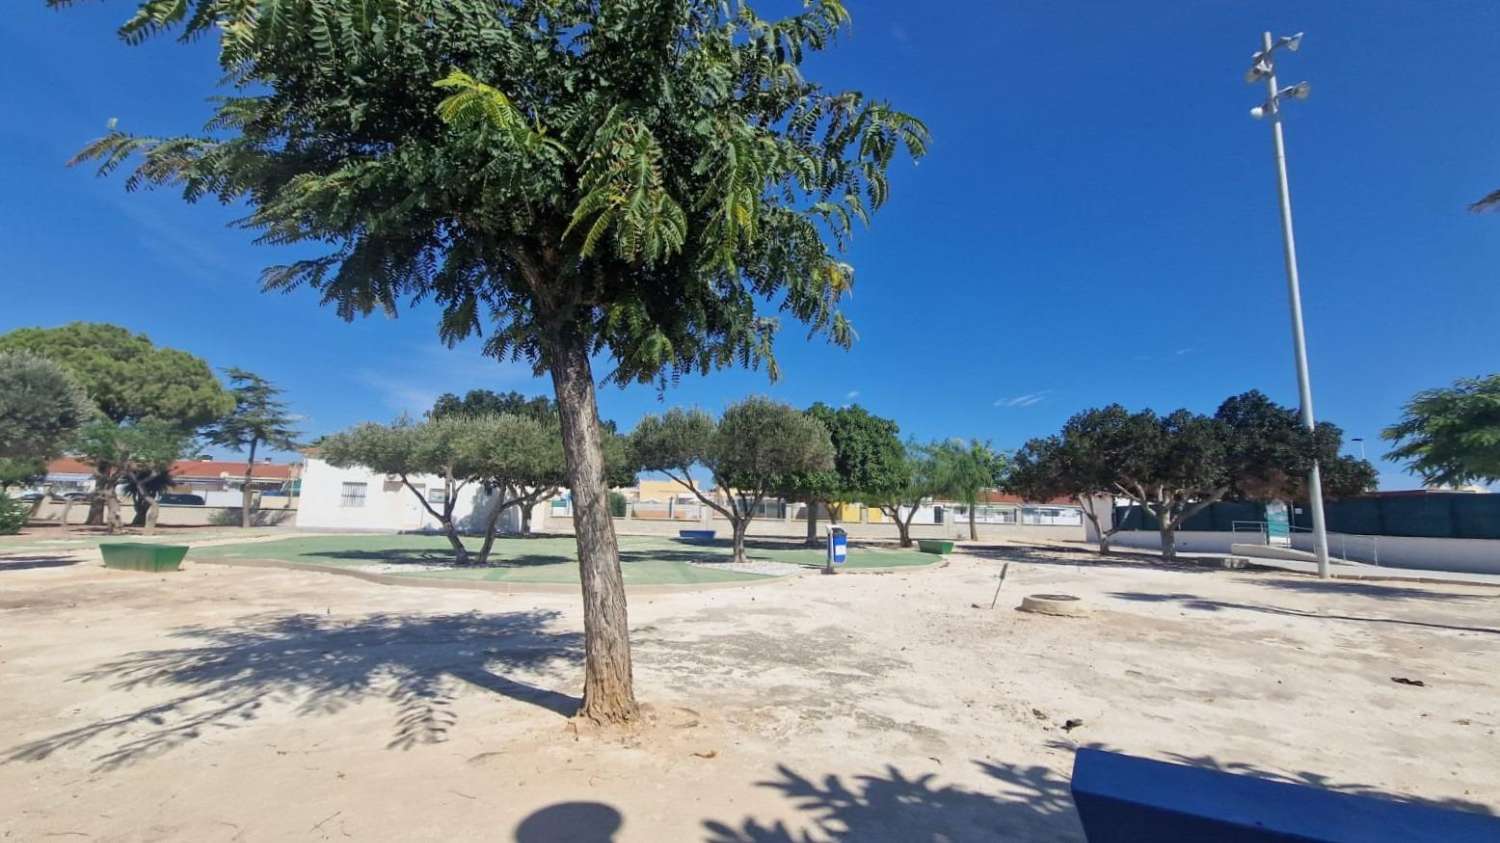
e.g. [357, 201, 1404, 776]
[159, 493, 206, 506]
[62, 491, 92, 501]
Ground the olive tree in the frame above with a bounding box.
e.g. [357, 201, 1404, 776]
[632, 398, 834, 563]
[320, 417, 484, 564]
[1007, 406, 1140, 554]
[71, 419, 195, 534]
[0, 352, 95, 510]
[62, 0, 925, 723]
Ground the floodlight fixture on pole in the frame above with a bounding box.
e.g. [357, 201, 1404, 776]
[1244, 30, 1332, 579]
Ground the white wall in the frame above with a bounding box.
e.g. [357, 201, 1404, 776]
[295, 457, 519, 533]
[1109, 528, 1500, 576]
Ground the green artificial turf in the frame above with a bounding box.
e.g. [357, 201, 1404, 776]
[187, 532, 935, 585]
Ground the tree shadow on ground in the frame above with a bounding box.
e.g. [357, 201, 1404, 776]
[306, 548, 576, 568]
[1049, 739, 1495, 816]
[701, 760, 1084, 842]
[1108, 591, 1500, 635]
[0, 555, 79, 571]
[3, 610, 581, 771]
[1234, 576, 1497, 602]
[515, 801, 624, 842]
[963, 543, 1219, 574]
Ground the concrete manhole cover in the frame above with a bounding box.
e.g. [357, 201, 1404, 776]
[1019, 593, 1088, 618]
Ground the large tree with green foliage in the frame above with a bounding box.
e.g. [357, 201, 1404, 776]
[1059, 391, 1372, 562]
[932, 439, 1008, 541]
[203, 368, 301, 527]
[1383, 374, 1500, 487]
[1006, 406, 1138, 553]
[320, 417, 486, 563]
[863, 440, 942, 548]
[61, 0, 925, 723]
[779, 402, 905, 545]
[0, 352, 96, 497]
[0, 323, 232, 526]
[632, 398, 834, 564]
[70, 419, 195, 534]
[429, 389, 636, 534]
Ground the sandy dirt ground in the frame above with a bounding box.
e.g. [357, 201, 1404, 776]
[2, 540, 1497, 842]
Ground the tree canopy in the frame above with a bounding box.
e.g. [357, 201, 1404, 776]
[631, 397, 834, 562]
[863, 439, 942, 548]
[204, 367, 301, 527]
[778, 402, 905, 539]
[0, 352, 95, 483]
[931, 438, 1008, 541]
[1383, 374, 1500, 487]
[72, 418, 195, 533]
[0, 323, 231, 427]
[63, 0, 927, 724]
[1034, 391, 1374, 560]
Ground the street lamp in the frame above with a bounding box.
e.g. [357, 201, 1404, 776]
[1351, 437, 1367, 461]
[1245, 30, 1333, 578]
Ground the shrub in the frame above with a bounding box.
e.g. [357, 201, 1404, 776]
[608, 491, 628, 518]
[0, 495, 27, 535]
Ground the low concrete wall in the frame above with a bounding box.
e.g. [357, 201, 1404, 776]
[1110, 529, 1500, 575]
[30, 500, 297, 527]
[538, 510, 1085, 544]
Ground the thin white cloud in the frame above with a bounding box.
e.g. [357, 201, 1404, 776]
[994, 391, 1051, 408]
[846, 390, 860, 400]
[1174, 347, 1195, 356]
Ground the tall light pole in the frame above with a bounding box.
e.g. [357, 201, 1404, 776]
[1352, 436, 1367, 461]
[1246, 31, 1332, 578]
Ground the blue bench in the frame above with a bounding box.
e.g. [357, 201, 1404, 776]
[1071, 748, 1500, 842]
[678, 529, 716, 542]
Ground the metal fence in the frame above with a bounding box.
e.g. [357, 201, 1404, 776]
[1115, 492, 1500, 541]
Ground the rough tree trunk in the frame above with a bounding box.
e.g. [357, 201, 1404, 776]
[86, 489, 105, 526]
[441, 516, 470, 565]
[242, 439, 258, 529]
[549, 332, 637, 724]
[889, 508, 915, 547]
[804, 503, 818, 547]
[143, 497, 160, 536]
[731, 519, 750, 564]
[968, 506, 978, 542]
[475, 499, 507, 565]
[1159, 525, 1177, 564]
[521, 504, 532, 537]
[104, 490, 122, 534]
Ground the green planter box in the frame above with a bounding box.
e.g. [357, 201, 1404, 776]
[917, 539, 954, 555]
[100, 543, 189, 572]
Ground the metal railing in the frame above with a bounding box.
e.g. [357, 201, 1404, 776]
[1230, 520, 1381, 565]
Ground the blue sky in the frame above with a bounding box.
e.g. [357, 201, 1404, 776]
[2, 1, 1498, 489]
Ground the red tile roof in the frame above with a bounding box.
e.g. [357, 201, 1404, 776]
[47, 458, 295, 480]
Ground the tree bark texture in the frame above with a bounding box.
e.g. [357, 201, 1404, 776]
[548, 333, 638, 724]
[242, 438, 258, 529]
[804, 503, 818, 546]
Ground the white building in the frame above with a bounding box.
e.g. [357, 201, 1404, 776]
[295, 457, 523, 533]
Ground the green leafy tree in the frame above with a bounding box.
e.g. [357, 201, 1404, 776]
[1007, 406, 1137, 554]
[864, 440, 942, 548]
[0, 352, 95, 466]
[0, 323, 232, 525]
[62, 0, 925, 723]
[319, 418, 482, 564]
[1383, 375, 1500, 487]
[429, 390, 636, 534]
[203, 368, 301, 527]
[632, 398, 834, 563]
[0, 323, 230, 427]
[933, 439, 1009, 541]
[70, 419, 195, 534]
[1059, 391, 1364, 562]
[0, 352, 96, 514]
[780, 403, 906, 545]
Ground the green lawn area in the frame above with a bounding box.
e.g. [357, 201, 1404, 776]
[186, 533, 936, 586]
